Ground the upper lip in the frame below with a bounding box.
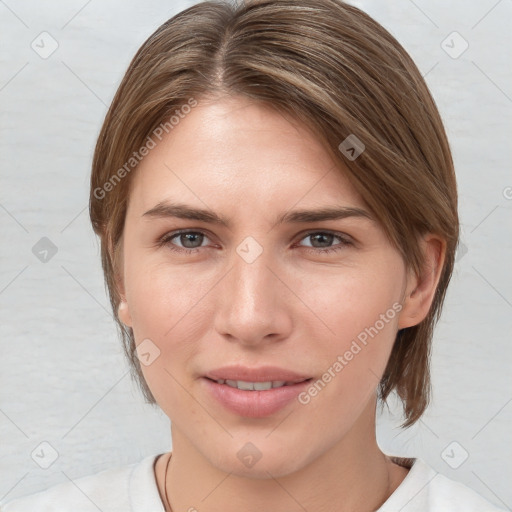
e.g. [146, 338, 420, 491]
[204, 365, 312, 383]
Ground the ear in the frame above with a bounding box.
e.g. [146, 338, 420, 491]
[109, 231, 133, 328]
[117, 278, 133, 327]
[398, 234, 446, 329]
[118, 298, 133, 328]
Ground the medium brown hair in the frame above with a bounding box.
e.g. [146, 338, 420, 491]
[89, 0, 459, 428]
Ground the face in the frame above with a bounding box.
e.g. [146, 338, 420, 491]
[117, 96, 417, 478]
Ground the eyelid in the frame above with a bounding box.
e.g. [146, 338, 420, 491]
[157, 228, 214, 248]
[158, 228, 355, 255]
[292, 230, 355, 255]
[294, 228, 354, 244]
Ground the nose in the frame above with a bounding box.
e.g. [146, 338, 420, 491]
[213, 244, 293, 347]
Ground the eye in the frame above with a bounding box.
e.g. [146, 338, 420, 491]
[157, 229, 353, 256]
[157, 230, 211, 254]
[295, 231, 353, 254]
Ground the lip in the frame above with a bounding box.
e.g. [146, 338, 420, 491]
[204, 365, 311, 383]
[202, 365, 313, 418]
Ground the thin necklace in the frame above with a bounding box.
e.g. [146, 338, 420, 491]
[163, 453, 173, 512]
[383, 455, 393, 506]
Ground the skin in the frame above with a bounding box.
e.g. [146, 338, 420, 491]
[116, 95, 445, 512]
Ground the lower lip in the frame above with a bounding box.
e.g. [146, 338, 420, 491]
[202, 378, 312, 418]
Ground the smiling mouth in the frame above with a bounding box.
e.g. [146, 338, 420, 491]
[205, 377, 312, 391]
[203, 374, 314, 417]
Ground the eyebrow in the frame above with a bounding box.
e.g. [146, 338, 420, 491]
[142, 201, 373, 227]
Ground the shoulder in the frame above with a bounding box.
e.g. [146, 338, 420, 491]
[0, 454, 162, 512]
[381, 456, 506, 512]
[426, 467, 506, 511]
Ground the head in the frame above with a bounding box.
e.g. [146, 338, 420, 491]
[89, 0, 458, 476]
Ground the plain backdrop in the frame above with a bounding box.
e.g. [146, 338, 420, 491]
[1, 0, 511, 509]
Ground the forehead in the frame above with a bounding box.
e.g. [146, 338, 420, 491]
[127, 96, 365, 218]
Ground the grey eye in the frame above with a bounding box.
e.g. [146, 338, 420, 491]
[174, 232, 206, 249]
[302, 232, 337, 248]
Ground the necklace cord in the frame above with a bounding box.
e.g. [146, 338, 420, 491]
[163, 453, 172, 512]
[162, 452, 392, 511]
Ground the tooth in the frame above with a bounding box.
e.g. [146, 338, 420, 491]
[220, 379, 291, 390]
[254, 381, 273, 390]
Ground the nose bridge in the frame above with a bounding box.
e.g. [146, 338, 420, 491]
[233, 244, 274, 312]
[213, 238, 291, 344]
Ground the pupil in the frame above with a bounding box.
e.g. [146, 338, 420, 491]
[312, 233, 333, 247]
[182, 233, 202, 248]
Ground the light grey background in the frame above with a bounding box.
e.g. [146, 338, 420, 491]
[1, 0, 511, 509]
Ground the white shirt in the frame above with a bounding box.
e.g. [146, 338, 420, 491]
[1, 454, 506, 511]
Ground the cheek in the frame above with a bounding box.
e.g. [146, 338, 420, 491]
[126, 247, 404, 356]
[124, 259, 211, 395]
[293, 259, 404, 398]
[125, 239, 405, 394]
[296, 259, 404, 341]
[126, 256, 202, 335]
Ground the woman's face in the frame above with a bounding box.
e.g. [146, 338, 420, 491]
[118, 96, 417, 477]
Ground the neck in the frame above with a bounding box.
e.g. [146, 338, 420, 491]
[159, 400, 407, 512]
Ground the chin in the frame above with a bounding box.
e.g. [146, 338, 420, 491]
[224, 453, 307, 480]
[203, 435, 314, 479]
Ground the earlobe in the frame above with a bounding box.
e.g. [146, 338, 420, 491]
[118, 299, 133, 327]
[116, 273, 132, 327]
[398, 235, 446, 329]
[109, 232, 132, 327]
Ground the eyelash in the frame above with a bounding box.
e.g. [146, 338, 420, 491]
[156, 229, 353, 255]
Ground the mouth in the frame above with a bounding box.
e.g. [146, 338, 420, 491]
[201, 366, 314, 418]
[204, 365, 312, 384]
